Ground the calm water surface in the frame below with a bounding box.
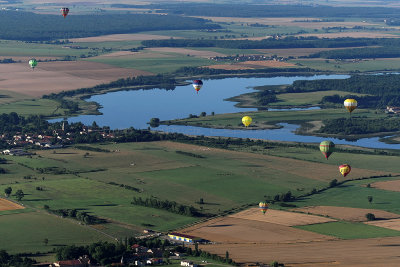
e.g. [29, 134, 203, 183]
[50, 74, 400, 149]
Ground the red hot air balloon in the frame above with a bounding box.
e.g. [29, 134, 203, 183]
[61, 8, 69, 18]
[339, 164, 351, 177]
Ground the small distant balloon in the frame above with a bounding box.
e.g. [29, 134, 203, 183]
[242, 116, 252, 127]
[319, 140, 335, 160]
[339, 164, 351, 177]
[344, 99, 357, 113]
[61, 7, 69, 18]
[29, 58, 37, 70]
[259, 202, 268, 214]
[192, 80, 203, 94]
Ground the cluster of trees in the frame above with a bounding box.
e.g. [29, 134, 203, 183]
[107, 181, 141, 192]
[43, 205, 105, 225]
[0, 11, 220, 41]
[0, 250, 36, 267]
[56, 242, 126, 265]
[175, 66, 316, 76]
[308, 46, 400, 59]
[256, 89, 278, 106]
[318, 118, 400, 135]
[0, 112, 49, 134]
[143, 37, 393, 50]
[131, 197, 204, 217]
[287, 74, 400, 108]
[43, 74, 177, 99]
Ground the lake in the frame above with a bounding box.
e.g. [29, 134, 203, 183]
[50, 73, 400, 149]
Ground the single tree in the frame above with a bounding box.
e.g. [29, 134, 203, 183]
[199, 198, 204, 204]
[225, 251, 229, 261]
[43, 238, 49, 246]
[15, 189, 24, 201]
[4, 187, 11, 197]
[366, 213, 376, 221]
[368, 195, 373, 203]
[329, 179, 338, 188]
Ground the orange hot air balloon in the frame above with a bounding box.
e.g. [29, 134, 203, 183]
[339, 164, 351, 177]
[259, 202, 268, 214]
[61, 7, 69, 18]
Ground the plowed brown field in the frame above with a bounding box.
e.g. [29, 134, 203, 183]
[0, 61, 152, 97]
[371, 179, 400, 192]
[0, 198, 24, 211]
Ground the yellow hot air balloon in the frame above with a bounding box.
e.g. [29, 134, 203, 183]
[259, 202, 268, 214]
[344, 99, 357, 113]
[242, 116, 252, 127]
[339, 164, 351, 177]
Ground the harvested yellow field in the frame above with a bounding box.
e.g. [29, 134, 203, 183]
[366, 218, 400, 231]
[294, 206, 400, 222]
[229, 208, 336, 226]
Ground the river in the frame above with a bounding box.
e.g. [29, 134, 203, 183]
[50, 74, 400, 149]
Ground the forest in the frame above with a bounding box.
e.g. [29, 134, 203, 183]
[132, 3, 400, 19]
[0, 11, 220, 41]
[318, 118, 400, 135]
[286, 74, 400, 108]
[142, 37, 400, 50]
[308, 46, 400, 59]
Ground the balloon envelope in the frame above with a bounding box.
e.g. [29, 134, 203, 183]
[29, 59, 37, 69]
[259, 202, 268, 214]
[192, 80, 203, 93]
[344, 99, 357, 113]
[61, 7, 69, 18]
[319, 140, 335, 160]
[242, 116, 252, 127]
[339, 164, 351, 177]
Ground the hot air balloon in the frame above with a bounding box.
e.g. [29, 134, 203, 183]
[61, 7, 69, 18]
[339, 164, 351, 177]
[192, 80, 203, 94]
[259, 202, 268, 214]
[29, 59, 37, 70]
[344, 99, 357, 114]
[319, 140, 335, 160]
[242, 116, 252, 127]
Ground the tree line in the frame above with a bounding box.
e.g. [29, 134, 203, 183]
[142, 37, 400, 50]
[43, 74, 177, 99]
[131, 197, 205, 217]
[44, 205, 106, 225]
[0, 11, 220, 41]
[308, 46, 400, 59]
[317, 117, 400, 135]
[143, 3, 400, 19]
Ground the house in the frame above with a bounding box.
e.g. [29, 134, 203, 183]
[52, 260, 84, 267]
[181, 260, 197, 267]
[386, 106, 400, 114]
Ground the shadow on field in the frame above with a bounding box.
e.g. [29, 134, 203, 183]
[25, 198, 52, 201]
[90, 204, 118, 207]
[207, 224, 233, 227]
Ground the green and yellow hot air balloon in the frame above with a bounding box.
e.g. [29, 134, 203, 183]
[319, 140, 335, 160]
[29, 58, 38, 70]
[242, 116, 252, 127]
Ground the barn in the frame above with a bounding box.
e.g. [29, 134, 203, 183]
[168, 232, 203, 243]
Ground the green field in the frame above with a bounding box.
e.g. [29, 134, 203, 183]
[0, 98, 67, 117]
[292, 58, 400, 72]
[167, 108, 385, 130]
[0, 211, 113, 254]
[86, 55, 215, 74]
[296, 221, 400, 239]
[292, 178, 400, 213]
[1, 139, 396, 254]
